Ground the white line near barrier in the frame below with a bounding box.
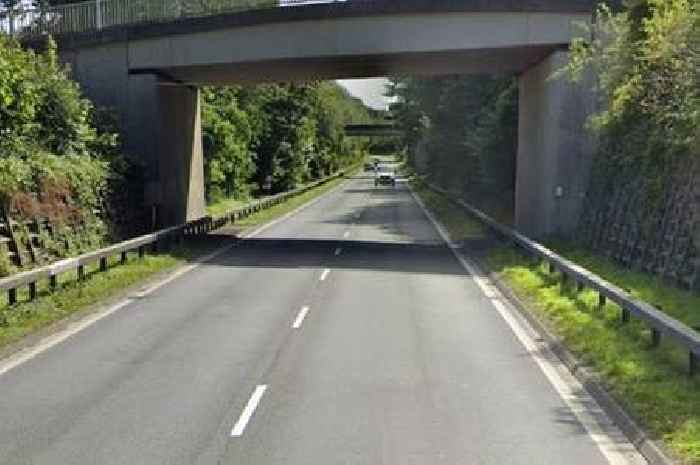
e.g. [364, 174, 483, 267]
[409, 188, 646, 465]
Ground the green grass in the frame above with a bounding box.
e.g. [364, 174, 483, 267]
[0, 175, 350, 352]
[414, 184, 700, 464]
[0, 251, 183, 349]
[206, 196, 249, 216]
[231, 175, 349, 230]
[545, 241, 700, 332]
[411, 181, 486, 241]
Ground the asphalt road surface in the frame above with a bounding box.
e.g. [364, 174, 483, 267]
[0, 174, 646, 465]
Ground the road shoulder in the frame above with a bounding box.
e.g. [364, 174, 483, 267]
[409, 184, 654, 465]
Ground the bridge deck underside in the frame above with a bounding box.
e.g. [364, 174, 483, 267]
[135, 46, 560, 85]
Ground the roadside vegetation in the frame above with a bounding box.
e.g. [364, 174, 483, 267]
[0, 173, 351, 351]
[412, 180, 700, 464]
[387, 74, 517, 222]
[562, 0, 699, 287]
[202, 82, 372, 204]
[0, 35, 136, 274]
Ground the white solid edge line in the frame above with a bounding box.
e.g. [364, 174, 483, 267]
[319, 269, 331, 281]
[231, 384, 268, 437]
[0, 178, 352, 379]
[292, 306, 310, 329]
[409, 188, 645, 465]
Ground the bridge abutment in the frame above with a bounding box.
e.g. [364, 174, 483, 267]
[157, 85, 206, 226]
[59, 45, 205, 229]
[515, 50, 596, 238]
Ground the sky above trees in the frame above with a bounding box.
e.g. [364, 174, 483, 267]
[337, 78, 394, 111]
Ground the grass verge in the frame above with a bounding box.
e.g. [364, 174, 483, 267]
[230, 175, 348, 230]
[206, 197, 249, 216]
[412, 181, 700, 464]
[0, 174, 349, 352]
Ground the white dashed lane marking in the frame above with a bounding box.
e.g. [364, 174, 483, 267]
[231, 385, 268, 437]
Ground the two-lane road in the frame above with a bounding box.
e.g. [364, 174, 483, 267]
[0, 174, 645, 465]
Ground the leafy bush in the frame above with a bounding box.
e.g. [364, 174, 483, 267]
[0, 34, 124, 261]
[565, 0, 698, 212]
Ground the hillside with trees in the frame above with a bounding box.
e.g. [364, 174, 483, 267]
[387, 75, 517, 222]
[564, 0, 699, 286]
[202, 81, 370, 203]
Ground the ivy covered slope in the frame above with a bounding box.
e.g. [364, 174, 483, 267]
[202, 82, 372, 205]
[565, 0, 699, 287]
[0, 36, 133, 277]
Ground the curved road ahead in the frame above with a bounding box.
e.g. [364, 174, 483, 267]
[0, 174, 646, 465]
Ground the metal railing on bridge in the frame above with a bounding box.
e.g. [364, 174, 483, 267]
[0, 0, 342, 39]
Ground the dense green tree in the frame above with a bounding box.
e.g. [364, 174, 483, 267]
[202, 81, 371, 198]
[387, 74, 518, 214]
[202, 87, 256, 202]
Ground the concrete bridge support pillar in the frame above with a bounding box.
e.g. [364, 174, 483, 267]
[157, 85, 206, 226]
[59, 44, 205, 229]
[515, 50, 596, 238]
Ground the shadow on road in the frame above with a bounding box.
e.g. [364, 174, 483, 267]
[191, 236, 471, 277]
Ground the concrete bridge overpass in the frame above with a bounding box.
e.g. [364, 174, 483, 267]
[344, 124, 403, 137]
[15, 0, 597, 236]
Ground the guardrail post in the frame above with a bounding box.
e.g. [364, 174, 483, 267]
[576, 281, 585, 293]
[598, 294, 606, 309]
[138, 246, 145, 259]
[99, 257, 108, 272]
[650, 328, 661, 347]
[77, 265, 85, 281]
[8, 288, 16, 305]
[29, 282, 37, 301]
[560, 273, 568, 292]
[621, 307, 631, 323]
[49, 274, 57, 291]
[548, 262, 556, 274]
[690, 352, 698, 377]
[121, 251, 128, 264]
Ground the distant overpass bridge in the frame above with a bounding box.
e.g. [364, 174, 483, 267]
[3, 0, 598, 236]
[344, 124, 403, 137]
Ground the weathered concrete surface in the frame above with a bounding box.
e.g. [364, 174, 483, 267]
[515, 51, 596, 237]
[60, 45, 205, 226]
[158, 86, 206, 226]
[126, 11, 587, 84]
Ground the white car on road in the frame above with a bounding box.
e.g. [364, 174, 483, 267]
[374, 165, 397, 187]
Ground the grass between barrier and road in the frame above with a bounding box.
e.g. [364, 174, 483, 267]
[0, 174, 349, 353]
[411, 181, 700, 464]
[206, 197, 249, 216]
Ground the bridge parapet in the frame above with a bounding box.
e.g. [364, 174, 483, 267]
[1, 0, 596, 41]
[1, 0, 279, 39]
